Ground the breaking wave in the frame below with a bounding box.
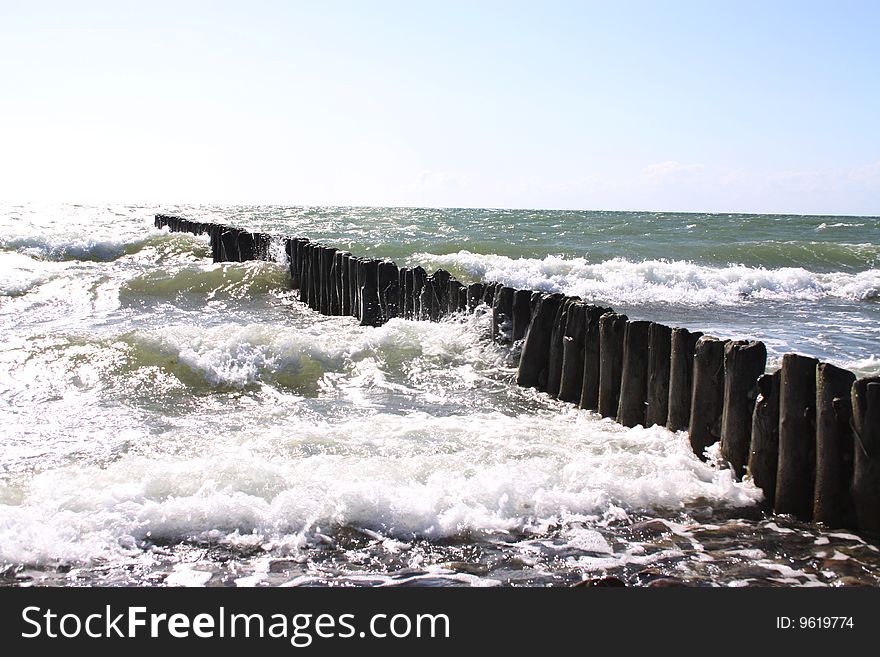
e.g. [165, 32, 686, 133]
[415, 251, 880, 306]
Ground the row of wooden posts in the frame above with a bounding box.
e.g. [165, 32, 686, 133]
[155, 214, 880, 537]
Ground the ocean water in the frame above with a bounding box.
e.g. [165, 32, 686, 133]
[1, 202, 879, 587]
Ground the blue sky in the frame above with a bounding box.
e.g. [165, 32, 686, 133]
[1, 0, 878, 214]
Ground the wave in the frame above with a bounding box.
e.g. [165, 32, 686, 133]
[0, 416, 760, 566]
[116, 313, 497, 392]
[0, 252, 64, 296]
[120, 324, 335, 392]
[413, 251, 880, 306]
[816, 222, 867, 230]
[120, 260, 290, 303]
[0, 230, 209, 263]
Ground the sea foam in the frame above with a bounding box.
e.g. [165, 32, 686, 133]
[413, 251, 880, 306]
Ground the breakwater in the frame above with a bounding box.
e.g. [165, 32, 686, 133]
[155, 213, 880, 538]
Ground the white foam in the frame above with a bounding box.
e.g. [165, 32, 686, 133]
[413, 251, 880, 306]
[0, 413, 762, 567]
[0, 252, 63, 296]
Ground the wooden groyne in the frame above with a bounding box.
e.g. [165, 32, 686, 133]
[155, 213, 880, 538]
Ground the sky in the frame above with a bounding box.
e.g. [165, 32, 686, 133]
[0, 0, 878, 214]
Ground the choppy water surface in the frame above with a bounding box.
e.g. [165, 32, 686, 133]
[1, 203, 879, 587]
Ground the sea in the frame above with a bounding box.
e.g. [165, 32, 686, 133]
[1, 203, 879, 587]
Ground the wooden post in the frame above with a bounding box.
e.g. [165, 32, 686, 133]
[688, 336, 727, 458]
[579, 305, 608, 411]
[298, 243, 311, 304]
[320, 247, 337, 315]
[237, 231, 256, 261]
[419, 276, 434, 320]
[852, 377, 880, 534]
[775, 353, 819, 521]
[348, 257, 359, 317]
[255, 233, 271, 260]
[558, 302, 587, 403]
[748, 371, 781, 507]
[492, 286, 515, 344]
[311, 245, 323, 311]
[401, 267, 413, 319]
[210, 225, 223, 263]
[328, 250, 342, 315]
[431, 270, 451, 319]
[309, 245, 321, 310]
[358, 259, 382, 326]
[481, 282, 498, 307]
[666, 328, 703, 431]
[597, 312, 628, 418]
[511, 289, 532, 342]
[398, 267, 409, 319]
[813, 363, 857, 528]
[546, 298, 578, 397]
[378, 261, 399, 322]
[289, 239, 299, 286]
[466, 282, 485, 312]
[645, 323, 672, 427]
[516, 293, 564, 390]
[617, 320, 651, 427]
[220, 229, 239, 262]
[412, 267, 427, 318]
[448, 279, 464, 315]
[720, 340, 767, 479]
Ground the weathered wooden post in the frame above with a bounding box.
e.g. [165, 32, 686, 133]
[666, 328, 703, 431]
[558, 302, 587, 403]
[466, 282, 485, 312]
[578, 305, 608, 411]
[255, 233, 271, 260]
[419, 276, 435, 321]
[813, 363, 857, 527]
[378, 261, 399, 322]
[597, 312, 628, 418]
[720, 340, 767, 479]
[285, 239, 297, 288]
[338, 253, 350, 316]
[492, 286, 515, 344]
[688, 336, 727, 458]
[431, 270, 451, 320]
[210, 225, 223, 263]
[546, 298, 578, 398]
[775, 353, 819, 521]
[329, 251, 342, 315]
[748, 371, 781, 507]
[320, 247, 337, 315]
[645, 323, 672, 427]
[220, 229, 239, 262]
[298, 243, 311, 304]
[852, 377, 880, 534]
[237, 231, 256, 261]
[400, 267, 413, 319]
[516, 293, 565, 390]
[458, 286, 468, 312]
[448, 279, 465, 315]
[617, 320, 651, 427]
[511, 289, 532, 342]
[311, 245, 323, 311]
[398, 267, 410, 319]
[358, 259, 382, 326]
[481, 282, 498, 307]
[412, 267, 427, 318]
[348, 257, 359, 317]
